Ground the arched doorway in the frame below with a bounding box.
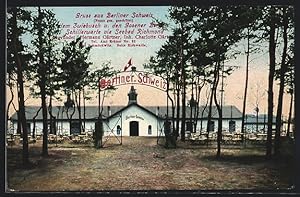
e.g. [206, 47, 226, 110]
[130, 121, 139, 136]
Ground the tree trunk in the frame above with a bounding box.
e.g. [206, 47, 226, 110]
[37, 7, 49, 157]
[206, 73, 216, 140]
[166, 78, 175, 130]
[70, 91, 76, 133]
[171, 82, 176, 137]
[32, 106, 42, 138]
[12, 7, 29, 166]
[181, 69, 186, 142]
[41, 75, 48, 157]
[49, 95, 53, 134]
[263, 113, 266, 131]
[16, 82, 21, 135]
[79, 89, 82, 134]
[176, 85, 180, 139]
[194, 78, 205, 134]
[292, 94, 295, 139]
[241, 27, 250, 142]
[166, 76, 176, 147]
[75, 90, 82, 134]
[194, 78, 199, 132]
[83, 87, 86, 132]
[190, 78, 194, 132]
[274, 9, 288, 156]
[17, 110, 21, 134]
[256, 108, 259, 132]
[180, 43, 187, 142]
[7, 79, 15, 134]
[214, 61, 222, 158]
[266, 13, 276, 159]
[18, 72, 29, 165]
[201, 88, 210, 132]
[286, 92, 293, 137]
[98, 77, 101, 118]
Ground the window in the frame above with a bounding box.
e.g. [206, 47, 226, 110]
[70, 121, 81, 135]
[117, 125, 121, 135]
[208, 120, 215, 132]
[164, 121, 171, 134]
[26, 123, 31, 134]
[148, 125, 152, 135]
[229, 120, 236, 132]
[186, 121, 193, 132]
[48, 120, 57, 134]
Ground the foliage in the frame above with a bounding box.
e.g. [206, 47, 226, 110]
[28, 8, 62, 100]
[88, 61, 118, 90]
[58, 37, 92, 95]
[7, 7, 32, 84]
[7, 6, 33, 165]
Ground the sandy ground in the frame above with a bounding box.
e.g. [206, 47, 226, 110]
[6, 137, 295, 192]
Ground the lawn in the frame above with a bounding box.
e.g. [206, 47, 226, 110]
[6, 137, 295, 191]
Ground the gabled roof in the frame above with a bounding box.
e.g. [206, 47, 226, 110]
[107, 103, 163, 119]
[10, 104, 243, 121]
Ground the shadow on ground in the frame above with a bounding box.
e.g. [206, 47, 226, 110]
[202, 154, 268, 165]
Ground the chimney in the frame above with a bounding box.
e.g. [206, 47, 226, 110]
[128, 86, 138, 105]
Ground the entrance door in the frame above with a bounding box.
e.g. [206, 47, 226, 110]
[70, 121, 81, 135]
[130, 121, 139, 136]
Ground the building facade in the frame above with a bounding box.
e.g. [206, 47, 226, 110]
[10, 86, 266, 137]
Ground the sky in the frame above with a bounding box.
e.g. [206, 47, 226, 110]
[6, 6, 293, 119]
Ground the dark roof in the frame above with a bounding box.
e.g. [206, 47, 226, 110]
[10, 106, 62, 121]
[245, 114, 276, 123]
[10, 104, 243, 121]
[10, 106, 122, 121]
[145, 105, 243, 119]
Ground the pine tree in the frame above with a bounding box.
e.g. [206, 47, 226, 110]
[29, 7, 61, 156]
[7, 7, 32, 166]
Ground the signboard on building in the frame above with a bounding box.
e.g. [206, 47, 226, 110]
[99, 71, 167, 91]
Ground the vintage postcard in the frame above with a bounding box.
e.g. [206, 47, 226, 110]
[5, 3, 296, 193]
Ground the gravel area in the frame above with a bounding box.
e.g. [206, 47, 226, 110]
[6, 137, 295, 191]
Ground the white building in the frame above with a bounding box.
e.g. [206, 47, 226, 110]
[10, 86, 248, 137]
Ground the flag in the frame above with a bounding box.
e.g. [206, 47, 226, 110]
[123, 58, 132, 72]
